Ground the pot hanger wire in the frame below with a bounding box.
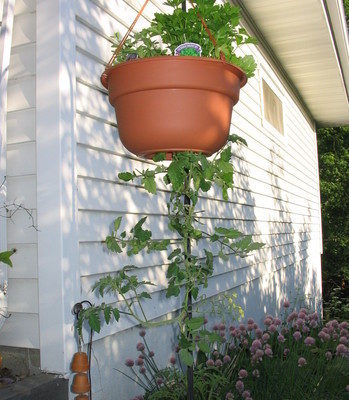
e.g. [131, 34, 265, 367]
[102, 0, 225, 78]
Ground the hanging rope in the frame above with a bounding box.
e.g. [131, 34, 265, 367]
[102, 0, 226, 80]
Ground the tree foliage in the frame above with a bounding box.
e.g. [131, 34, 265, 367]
[317, 126, 349, 319]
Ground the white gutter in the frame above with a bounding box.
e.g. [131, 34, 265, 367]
[323, 0, 349, 104]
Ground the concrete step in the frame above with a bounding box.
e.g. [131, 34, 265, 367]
[0, 373, 68, 400]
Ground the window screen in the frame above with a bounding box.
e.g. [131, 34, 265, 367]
[262, 79, 284, 134]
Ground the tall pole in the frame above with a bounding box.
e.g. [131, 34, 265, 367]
[184, 192, 194, 400]
[182, 3, 193, 398]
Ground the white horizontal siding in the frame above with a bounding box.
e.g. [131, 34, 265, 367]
[0, 1, 38, 349]
[0, 312, 39, 348]
[74, 0, 321, 349]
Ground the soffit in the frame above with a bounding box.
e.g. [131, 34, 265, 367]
[235, 0, 349, 127]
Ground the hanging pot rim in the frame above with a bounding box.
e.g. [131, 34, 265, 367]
[100, 55, 247, 90]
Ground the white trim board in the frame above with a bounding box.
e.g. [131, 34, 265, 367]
[36, 0, 79, 374]
[0, 0, 15, 330]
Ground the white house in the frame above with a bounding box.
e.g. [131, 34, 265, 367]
[0, 0, 348, 399]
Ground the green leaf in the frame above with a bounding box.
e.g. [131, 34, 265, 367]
[228, 134, 247, 146]
[220, 146, 232, 162]
[0, 250, 15, 267]
[140, 291, 152, 299]
[191, 287, 199, 300]
[196, 349, 207, 366]
[114, 217, 122, 232]
[88, 310, 101, 333]
[186, 316, 205, 331]
[168, 248, 181, 260]
[197, 340, 210, 353]
[247, 242, 264, 251]
[166, 283, 180, 298]
[179, 349, 194, 366]
[104, 305, 112, 324]
[118, 172, 134, 181]
[167, 262, 179, 278]
[153, 152, 166, 162]
[200, 179, 211, 192]
[236, 235, 252, 250]
[142, 175, 157, 194]
[167, 162, 184, 191]
[133, 217, 151, 241]
[105, 236, 122, 253]
[214, 227, 242, 239]
[112, 308, 120, 322]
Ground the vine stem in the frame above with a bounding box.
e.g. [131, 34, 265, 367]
[183, 167, 194, 400]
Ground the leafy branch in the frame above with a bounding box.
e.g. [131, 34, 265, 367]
[78, 135, 265, 366]
[113, 0, 257, 78]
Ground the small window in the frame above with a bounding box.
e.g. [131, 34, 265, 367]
[262, 79, 284, 134]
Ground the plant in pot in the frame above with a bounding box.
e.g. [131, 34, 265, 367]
[101, 0, 257, 159]
[76, 1, 261, 399]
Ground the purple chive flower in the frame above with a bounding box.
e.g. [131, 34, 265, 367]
[139, 366, 146, 374]
[139, 329, 146, 337]
[277, 334, 285, 343]
[206, 359, 214, 367]
[235, 380, 244, 393]
[125, 358, 134, 367]
[213, 350, 220, 359]
[229, 343, 236, 351]
[223, 355, 231, 364]
[336, 344, 349, 357]
[298, 312, 306, 320]
[170, 355, 176, 365]
[135, 358, 144, 366]
[148, 351, 155, 357]
[215, 359, 223, 367]
[283, 299, 290, 308]
[339, 322, 349, 330]
[256, 349, 264, 359]
[340, 336, 348, 345]
[304, 336, 315, 346]
[293, 331, 302, 341]
[265, 348, 273, 357]
[325, 351, 332, 360]
[255, 328, 263, 338]
[298, 357, 307, 367]
[269, 324, 277, 333]
[219, 323, 226, 331]
[136, 342, 145, 351]
[226, 392, 234, 400]
[238, 369, 248, 379]
[156, 378, 164, 386]
[262, 333, 270, 342]
[242, 390, 251, 399]
[252, 369, 260, 378]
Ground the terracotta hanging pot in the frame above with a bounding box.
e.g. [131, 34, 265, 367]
[71, 352, 89, 373]
[75, 396, 89, 400]
[72, 373, 90, 394]
[101, 56, 247, 159]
